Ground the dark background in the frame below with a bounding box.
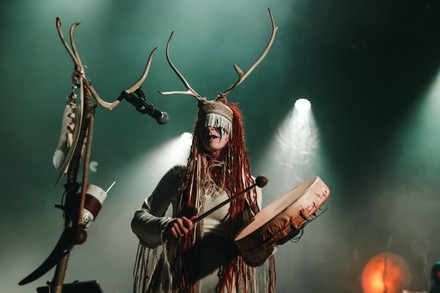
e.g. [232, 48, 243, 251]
[1, 0, 440, 292]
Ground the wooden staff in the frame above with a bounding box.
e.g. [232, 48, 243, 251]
[51, 86, 94, 292]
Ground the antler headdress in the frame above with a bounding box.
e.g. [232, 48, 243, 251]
[159, 8, 278, 132]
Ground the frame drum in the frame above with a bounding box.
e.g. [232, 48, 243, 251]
[234, 176, 330, 267]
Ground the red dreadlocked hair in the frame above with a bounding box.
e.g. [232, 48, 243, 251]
[172, 102, 259, 292]
[179, 102, 257, 217]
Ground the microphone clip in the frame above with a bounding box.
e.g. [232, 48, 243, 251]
[119, 88, 168, 124]
[119, 88, 149, 114]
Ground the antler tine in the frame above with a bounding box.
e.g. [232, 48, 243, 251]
[61, 19, 120, 110]
[220, 8, 278, 99]
[126, 47, 158, 94]
[56, 18, 81, 72]
[159, 31, 204, 101]
[69, 22, 85, 76]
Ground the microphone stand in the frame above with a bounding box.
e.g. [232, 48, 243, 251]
[19, 18, 160, 293]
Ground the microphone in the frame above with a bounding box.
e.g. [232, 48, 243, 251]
[120, 89, 168, 124]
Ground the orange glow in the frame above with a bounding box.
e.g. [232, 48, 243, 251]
[371, 271, 385, 291]
[361, 252, 410, 293]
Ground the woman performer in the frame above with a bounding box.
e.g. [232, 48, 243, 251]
[131, 99, 276, 292]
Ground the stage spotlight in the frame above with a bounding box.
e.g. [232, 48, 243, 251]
[179, 132, 193, 148]
[389, 66, 440, 177]
[294, 98, 311, 112]
[117, 132, 192, 196]
[276, 99, 318, 168]
[255, 97, 321, 202]
[150, 133, 192, 169]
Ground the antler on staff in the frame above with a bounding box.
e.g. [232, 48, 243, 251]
[56, 18, 157, 110]
[126, 47, 157, 94]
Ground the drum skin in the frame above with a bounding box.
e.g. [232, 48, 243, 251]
[234, 176, 330, 267]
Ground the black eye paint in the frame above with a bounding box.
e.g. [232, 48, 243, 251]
[216, 127, 223, 141]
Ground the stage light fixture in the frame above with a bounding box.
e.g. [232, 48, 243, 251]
[294, 98, 311, 112]
[180, 132, 193, 148]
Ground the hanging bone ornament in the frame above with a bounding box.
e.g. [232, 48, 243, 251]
[53, 81, 82, 172]
[159, 8, 278, 104]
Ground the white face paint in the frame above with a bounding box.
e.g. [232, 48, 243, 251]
[200, 126, 230, 159]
